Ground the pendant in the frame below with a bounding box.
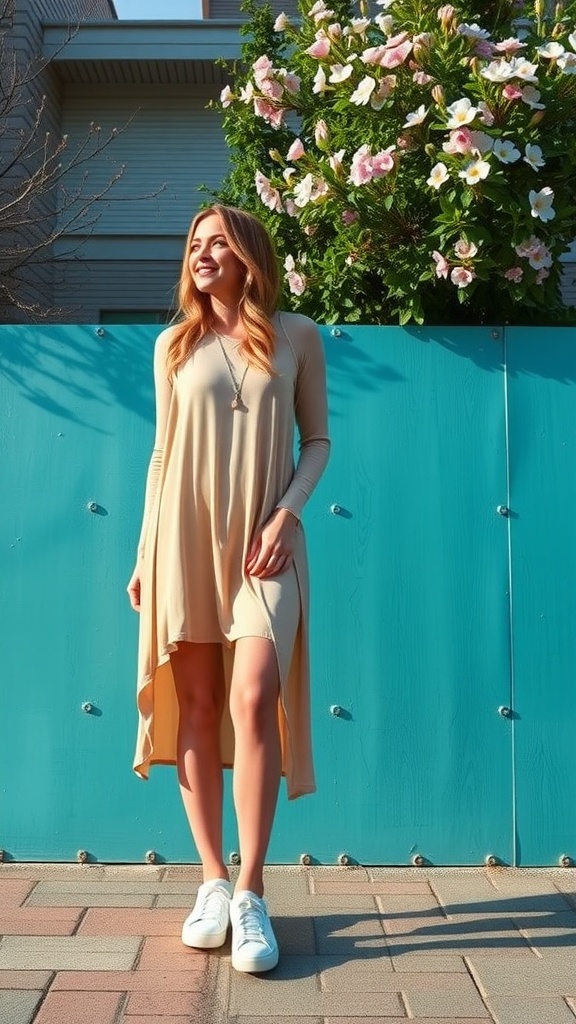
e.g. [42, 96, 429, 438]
[231, 396, 240, 409]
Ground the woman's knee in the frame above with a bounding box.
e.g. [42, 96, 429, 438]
[171, 643, 224, 728]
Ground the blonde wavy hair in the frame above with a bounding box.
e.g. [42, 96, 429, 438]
[166, 205, 280, 379]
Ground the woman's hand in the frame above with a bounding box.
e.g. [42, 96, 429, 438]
[126, 563, 142, 612]
[245, 508, 299, 578]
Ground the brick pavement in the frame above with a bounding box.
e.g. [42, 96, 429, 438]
[0, 864, 575, 1023]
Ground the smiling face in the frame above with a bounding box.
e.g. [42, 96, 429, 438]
[188, 212, 246, 306]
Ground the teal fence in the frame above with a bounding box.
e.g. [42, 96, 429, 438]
[1, 324, 575, 866]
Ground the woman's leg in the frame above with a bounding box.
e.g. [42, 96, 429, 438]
[229, 636, 281, 896]
[171, 641, 229, 883]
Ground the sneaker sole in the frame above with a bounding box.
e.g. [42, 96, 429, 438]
[232, 948, 279, 973]
[182, 927, 228, 949]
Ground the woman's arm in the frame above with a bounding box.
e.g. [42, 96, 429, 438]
[276, 314, 331, 519]
[135, 328, 174, 560]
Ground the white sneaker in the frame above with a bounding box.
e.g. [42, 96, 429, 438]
[230, 890, 279, 973]
[181, 878, 233, 949]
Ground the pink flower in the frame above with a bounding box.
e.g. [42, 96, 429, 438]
[361, 45, 388, 65]
[454, 239, 478, 259]
[342, 210, 359, 225]
[381, 40, 413, 68]
[286, 270, 307, 295]
[255, 170, 283, 212]
[504, 267, 523, 282]
[371, 150, 395, 176]
[432, 250, 450, 279]
[348, 145, 395, 186]
[282, 73, 301, 94]
[306, 34, 331, 58]
[503, 83, 522, 100]
[253, 55, 274, 88]
[451, 266, 475, 288]
[260, 77, 284, 100]
[443, 127, 474, 154]
[475, 40, 497, 58]
[286, 138, 305, 161]
[535, 268, 550, 285]
[495, 37, 526, 54]
[413, 70, 434, 85]
[253, 98, 286, 127]
[348, 145, 374, 185]
[386, 31, 410, 48]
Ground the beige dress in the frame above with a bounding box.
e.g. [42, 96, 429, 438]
[133, 311, 330, 799]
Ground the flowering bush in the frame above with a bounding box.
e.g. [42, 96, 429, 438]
[214, 0, 576, 324]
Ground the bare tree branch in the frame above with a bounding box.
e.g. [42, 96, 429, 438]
[0, 0, 166, 320]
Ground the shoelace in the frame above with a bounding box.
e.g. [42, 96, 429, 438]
[194, 888, 229, 924]
[235, 897, 267, 944]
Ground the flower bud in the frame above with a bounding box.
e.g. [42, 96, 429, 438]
[269, 148, 283, 163]
[530, 109, 545, 126]
[314, 118, 329, 147]
[425, 142, 437, 158]
[431, 84, 445, 106]
[327, 21, 342, 40]
[437, 4, 456, 30]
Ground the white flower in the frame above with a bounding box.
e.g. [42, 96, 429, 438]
[459, 159, 491, 185]
[239, 81, 255, 103]
[510, 57, 538, 81]
[329, 148, 346, 172]
[293, 174, 315, 207]
[283, 167, 297, 182]
[375, 13, 394, 33]
[481, 58, 514, 82]
[273, 12, 289, 31]
[427, 162, 450, 189]
[313, 66, 328, 94]
[536, 42, 565, 59]
[458, 22, 491, 40]
[493, 138, 521, 163]
[529, 187, 555, 221]
[309, 0, 334, 21]
[521, 85, 545, 109]
[569, 31, 576, 50]
[403, 104, 427, 127]
[284, 254, 296, 272]
[446, 97, 478, 128]
[220, 85, 234, 107]
[524, 143, 546, 171]
[344, 16, 371, 35]
[328, 63, 354, 83]
[451, 266, 475, 288]
[350, 75, 377, 105]
[558, 52, 576, 74]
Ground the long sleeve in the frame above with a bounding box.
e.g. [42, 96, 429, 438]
[136, 329, 174, 560]
[276, 316, 331, 520]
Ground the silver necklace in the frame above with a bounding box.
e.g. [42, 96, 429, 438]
[215, 332, 249, 410]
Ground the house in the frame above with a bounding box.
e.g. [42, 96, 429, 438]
[1, 0, 295, 323]
[1, 0, 574, 322]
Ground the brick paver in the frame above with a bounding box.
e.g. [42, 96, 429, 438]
[1, 865, 576, 1022]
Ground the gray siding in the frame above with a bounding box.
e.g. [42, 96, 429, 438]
[57, 85, 228, 237]
[52, 257, 180, 321]
[207, 0, 298, 17]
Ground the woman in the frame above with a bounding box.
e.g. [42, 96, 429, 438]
[126, 204, 330, 974]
